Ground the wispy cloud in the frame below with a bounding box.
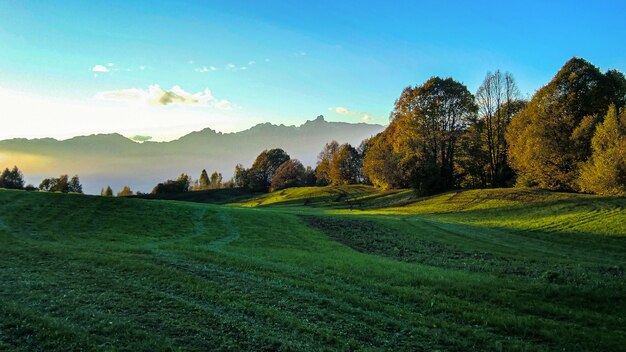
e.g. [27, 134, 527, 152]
[294, 51, 307, 57]
[95, 85, 234, 110]
[195, 66, 217, 73]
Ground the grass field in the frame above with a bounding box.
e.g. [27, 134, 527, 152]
[1, 186, 625, 351]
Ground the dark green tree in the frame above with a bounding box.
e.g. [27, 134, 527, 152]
[0, 166, 25, 190]
[102, 186, 114, 197]
[68, 175, 83, 193]
[248, 149, 290, 192]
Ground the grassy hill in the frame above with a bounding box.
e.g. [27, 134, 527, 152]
[1, 187, 625, 350]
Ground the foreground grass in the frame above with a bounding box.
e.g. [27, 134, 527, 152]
[0, 187, 625, 351]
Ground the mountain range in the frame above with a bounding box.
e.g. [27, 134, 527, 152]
[0, 116, 384, 194]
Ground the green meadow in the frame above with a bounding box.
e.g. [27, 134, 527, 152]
[0, 186, 625, 351]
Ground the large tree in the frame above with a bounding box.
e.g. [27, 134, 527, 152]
[507, 58, 626, 190]
[247, 148, 290, 192]
[475, 71, 523, 187]
[271, 159, 306, 191]
[328, 143, 360, 185]
[314, 141, 340, 186]
[365, 77, 476, 194]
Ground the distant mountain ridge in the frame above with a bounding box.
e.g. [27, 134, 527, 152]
[0, 116, 385, 194]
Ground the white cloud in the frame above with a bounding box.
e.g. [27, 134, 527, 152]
[264, 58, 270, 62]
[139, 65, 145, 71]
[92, 65, 109, 73]
[95, 84, 234, 110]
[294, 51, 307, 57]
[0, 86, 244, 142]
[248, 60, 256, 65]
[107, 63, 114, 67]
[330, 106, 375, 123]
[331, 106, 356, 115]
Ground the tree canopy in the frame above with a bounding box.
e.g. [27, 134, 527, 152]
[364, 77, 476, 194]
[507, 57, 626, 190]
[0, 166, 25, 190]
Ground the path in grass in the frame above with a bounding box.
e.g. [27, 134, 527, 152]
[206, 208, 240, 251]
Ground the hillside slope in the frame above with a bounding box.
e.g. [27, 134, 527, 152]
[0, 189, 625, 350]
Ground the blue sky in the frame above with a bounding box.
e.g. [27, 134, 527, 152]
[1, 0, 625, 140]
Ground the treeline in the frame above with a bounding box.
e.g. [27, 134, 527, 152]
[0, 166, 84, 193]
[148, 58, 625, 198]
[363, 57, 626, 196]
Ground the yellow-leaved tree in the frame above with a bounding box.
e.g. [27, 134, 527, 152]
[578, 105, 626, 196]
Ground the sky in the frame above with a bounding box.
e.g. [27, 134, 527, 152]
[1, 0, 625, 141]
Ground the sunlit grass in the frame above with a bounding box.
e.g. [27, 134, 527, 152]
[1, 187, 625, 350]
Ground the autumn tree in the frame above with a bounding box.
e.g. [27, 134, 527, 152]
[117, 185, 133, 197]
[507, 58, 626, 190]
[578, 105, 626, 195]
[210, 171, 223, 189]
[329, 143, 360, 185]
[314, 141, 339, 185]
[366, 77, 477, 194]
[271, 159, 306, 191]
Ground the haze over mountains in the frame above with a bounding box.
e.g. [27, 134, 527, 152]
[0, 116, 384, 194]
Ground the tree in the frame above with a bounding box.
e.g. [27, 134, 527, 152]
[117, 185, 133, 197]
[210, 171, 223, 189]
[475, 71, 523, 187]
[151, 173, 191, 194]
[314, 141, 339, 185]
[507, 58, 626, 190]
[271, 159, 306, 191]
[303, 166, 317, 186]
[68, 175, 83, 193]
[234, 163, 249, 188]
[199, 169, 210, 189]
[329, 143, 360, 185]
[247, 149, 290, 192]
[455, 117, 489, 189]
[366, 77, 476, 194]
[102, 186, 114, 197]
[362, 126, 413, 189]
[38, 174, 80, 193]
[578, 105, 626, 195]
[0, 166, 25, 189]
